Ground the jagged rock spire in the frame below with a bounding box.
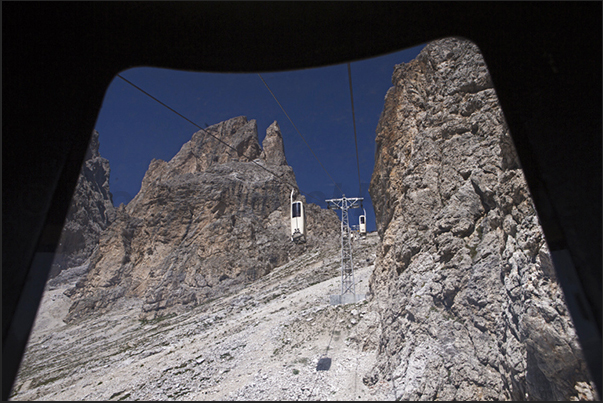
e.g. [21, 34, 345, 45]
[64, 116, 340, 323]
[260, 121, 288, 166]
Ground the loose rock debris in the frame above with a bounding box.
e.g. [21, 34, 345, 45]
[11, 233, 392, 401]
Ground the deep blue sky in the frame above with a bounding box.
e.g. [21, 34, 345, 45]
[94, 43, 426, 233]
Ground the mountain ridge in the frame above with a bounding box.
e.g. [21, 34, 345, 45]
[64, 116, 341, 322]
[11, 38, 598, 401]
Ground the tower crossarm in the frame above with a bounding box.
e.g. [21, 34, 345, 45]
[325, 196, 364, 211]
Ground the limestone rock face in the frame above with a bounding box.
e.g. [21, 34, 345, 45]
[49, 130, 115, 278]
[65, 117, 340, 322]
[367, 38, 596, 400]
[260, 121, 288, 166]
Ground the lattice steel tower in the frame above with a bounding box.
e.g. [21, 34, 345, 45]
[326, 195, 363, 302]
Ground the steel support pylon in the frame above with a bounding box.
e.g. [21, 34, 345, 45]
[326, 195, 363, 304]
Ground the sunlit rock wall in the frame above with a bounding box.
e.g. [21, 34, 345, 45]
[367, 37, 596, 401]
[65, 117, 340, 322]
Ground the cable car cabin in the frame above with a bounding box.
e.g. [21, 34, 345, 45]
[359, 214, 366, 235]
[291, 200, 306, 243]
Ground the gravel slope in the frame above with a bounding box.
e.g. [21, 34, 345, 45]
[11, 232, 398, 401]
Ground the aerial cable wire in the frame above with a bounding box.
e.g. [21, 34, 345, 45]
[116, 74, 323, 204]
[347, 63, 363, 197]
[258, 73, 344, 196]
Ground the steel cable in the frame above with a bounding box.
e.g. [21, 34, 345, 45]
[347, 63, 363, 197]
[258, 73, 344, 196]
[116, 74, 324, 204]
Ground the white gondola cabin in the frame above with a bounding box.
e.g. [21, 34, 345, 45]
[290, 189, 306, 243]
[359, 208, 367, 235]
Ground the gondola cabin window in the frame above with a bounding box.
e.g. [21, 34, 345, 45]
[292, 202, 302, 218]
[291, 200, 306, 243]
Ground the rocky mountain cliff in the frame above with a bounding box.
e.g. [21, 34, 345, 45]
[64, 117, 340, 322]
[366, 37, 596, 400]
[48, 130, 115, 279]
[11, 39, 598, 402]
